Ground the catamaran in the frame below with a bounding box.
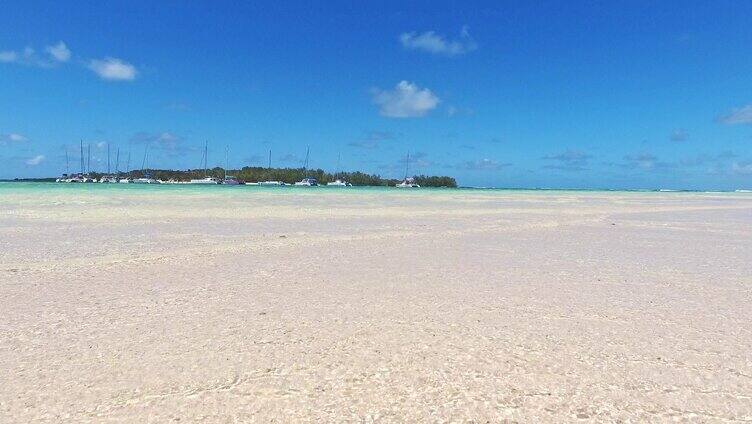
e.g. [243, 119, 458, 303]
[294, 146, 319, 186]
[395, 151, 420, 188]
[190, 141, 221, 184]
[396, 177, 420, 188]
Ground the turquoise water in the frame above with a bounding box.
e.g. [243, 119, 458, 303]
[1, 181, 749, 196]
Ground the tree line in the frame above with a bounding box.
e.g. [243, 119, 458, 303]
[107, 166, 457, 187]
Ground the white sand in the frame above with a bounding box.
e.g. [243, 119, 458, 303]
[1, 188, 751, 422]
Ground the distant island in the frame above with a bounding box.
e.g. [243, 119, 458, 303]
[9, 166, 458, 188]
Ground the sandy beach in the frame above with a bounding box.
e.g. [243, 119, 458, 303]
[1, 186, 751, 422]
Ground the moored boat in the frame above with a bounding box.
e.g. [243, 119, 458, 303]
[327, 178, 351, 187]
[294, 177, 318, 186]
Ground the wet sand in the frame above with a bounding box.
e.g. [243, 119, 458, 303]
[1, 188, 751, 422]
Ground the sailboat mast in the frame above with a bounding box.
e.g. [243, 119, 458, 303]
[336, 151, 341, 177]
[80, 140, 84, 174]
[404, 151, 410, 180]
[115, 148, 120, 175]
[141, 144, 148, 173]
[204, 140, 208, 177]
[268, 149, 272, 169]
[225, 145, 229, 180]
[107, 143, 111, 174]
[65, 148, 69, 175]
[126, 149, 131, 177]
[87, 144, 91, 174]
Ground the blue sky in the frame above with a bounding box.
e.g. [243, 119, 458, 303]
[1, 1, 751, 189]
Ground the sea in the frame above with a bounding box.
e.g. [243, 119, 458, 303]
[1, 181, 750, 197]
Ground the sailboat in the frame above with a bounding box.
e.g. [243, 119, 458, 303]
[222, 145, 242, 185]
[132, 144, 159, 184]
[99, 144, 118, 183]
[294, 146, 318, 186]
[190, 141, 220, 184]
[82, 143, 96, 182]
[56, 148, 70, 182]
[396, 151, 420, 188]
[327, 151, 352, 186]
[119, 148, 132, 183]
[259, 149, 285, 186]
[65, 141, 85, 182]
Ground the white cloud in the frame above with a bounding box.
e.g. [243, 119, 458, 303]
[129, 131, 184, 151]
[732, 161, 752, 175]
[463, 158, 511, 170]
[670, 128, 688, 142]
[45, 41, 71, 62]
[543, 149, 592, 171]
[1, 133, 28, 144]
[0, 50, 18, 62]
[720, 105, 752, 125]
[88, 57, 137, 81]
[400, 26, 477, 57]
[0, 47, 42, 66]
[1, 42, 70, 67]
[25, 155, 45, 165]
[372, 81, 439, 118]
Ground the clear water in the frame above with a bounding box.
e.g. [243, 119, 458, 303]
[0, 181, 749, 197]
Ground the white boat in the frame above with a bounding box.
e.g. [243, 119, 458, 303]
[256, 149, 287, 186]
[222, 176, 241, 185]
[294, 177, 318, 186]
[327, 178, 351, 187]
[119, 148, 132, 184]
[328, 152, 352, 186]
[132, 177, 160, 184]
[189, 141, 220, 184]
[189, 176, 221, 184]
[221, 146, 243, 185]
[395, 152, 419, 188]
[396, 177, 420, 188]
[293, 147, 318, 186]
[82, 175, 97, 183]
[98, 144, 117, 183]
[68, 141, 88, 183]
[132, 145, 159, 183]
